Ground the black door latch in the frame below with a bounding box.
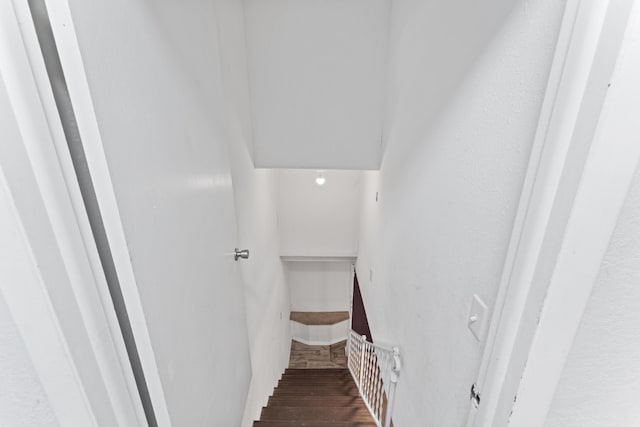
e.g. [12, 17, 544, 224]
[470, 383, 481, 408]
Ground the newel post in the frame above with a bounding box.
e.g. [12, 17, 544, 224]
[384, 347, 401, 427]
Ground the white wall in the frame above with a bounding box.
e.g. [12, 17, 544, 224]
[228, 136, 292, 427]
[278, 169, 362, 257]
[244, 0, 389, 170]
[213, 2, 292, 426]
[66, 1, 252, 425]
[288, 261, 352, 312]
[355, 0, 567, 425]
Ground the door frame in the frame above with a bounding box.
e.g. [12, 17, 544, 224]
[1, 1, 145, 425]
[2, 0, 171, 425]
[467, 0, 639, 425]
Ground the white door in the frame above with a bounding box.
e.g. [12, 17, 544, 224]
[32, 1, 252, 426]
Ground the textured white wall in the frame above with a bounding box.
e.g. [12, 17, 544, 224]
[288, 261, 352, 312]
[214, 2, 293, 425]
[66, 1, 252, 425]
[0, 270, 57, 427]
[544, 146, 640, 425]
[355, 0, 566, 425]
[278, 169, 362, 257]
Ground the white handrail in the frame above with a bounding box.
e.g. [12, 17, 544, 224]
[347, 329, 401, 427]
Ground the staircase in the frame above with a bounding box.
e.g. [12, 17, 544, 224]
[253, 368, 376, 427]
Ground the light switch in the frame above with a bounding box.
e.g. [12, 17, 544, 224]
[468, 294, 488, 342]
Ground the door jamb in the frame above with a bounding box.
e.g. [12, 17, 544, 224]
[6, 0, 172, 425]
[1, 1, 147, 425]
[37, 1, 174, 424]
[468, 0, 639, 425]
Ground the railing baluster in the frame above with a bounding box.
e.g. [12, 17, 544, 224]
[346, 329, 400, 427]
[359, 335, 366, 394]
[383, 347, 401, 427]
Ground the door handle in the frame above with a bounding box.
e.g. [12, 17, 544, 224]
[234, 248, 249, 261]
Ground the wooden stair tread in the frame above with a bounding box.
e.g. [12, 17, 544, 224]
[277, 385, 359, 392]
[274, 382, 358, 390]
[260, 406, 373, 422]
[273, 389, 361, 397]
[274, 387, 360, 394]
[281, 374, 352, 379]
[290, 311, 350, 325]
[275, 385, 359, 390]
[278, 380, 355, 385]
[284, 368, 350, 375]
[268, 396, 367, 407]
[253, 422, 376, 427]
[279, 377, 358, 383]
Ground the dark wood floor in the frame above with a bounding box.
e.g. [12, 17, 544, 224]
[288, 340, 348, 369]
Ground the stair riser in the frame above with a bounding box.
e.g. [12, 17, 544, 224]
[284, 369, 349, 374]
[279, 380, 358, 386]
[273, 391, 362, 397]
[282, 372, 351, 376]
[274, 390, 360, 394]
[267, 399, 367, 408]
[277, 386, 360, 393]
[277, 382, 357, 387]
[279, 378, 353, 382]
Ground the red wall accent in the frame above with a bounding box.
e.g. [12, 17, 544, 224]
[351, 273, 373, 342]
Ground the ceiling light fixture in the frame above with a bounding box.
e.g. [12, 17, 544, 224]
[315, 172, 326, 186]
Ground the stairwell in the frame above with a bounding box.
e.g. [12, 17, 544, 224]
[253, 368, 376, 427]
[253, 302, 384, 426]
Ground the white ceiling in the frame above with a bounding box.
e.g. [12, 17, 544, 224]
[243, 0, 390, 170]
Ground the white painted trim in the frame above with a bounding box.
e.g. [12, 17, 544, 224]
[468, 0, 639, 426]
[41, 1, 172, 425]
[0, 155, 97, 427]
[0, 2, 144, 425]
[509, 2, 640, 423]
[290, 319, 350, 346]
[349, 264, 355, 328]
[291, 337, 349, 347]
[5, 2, 147, 425]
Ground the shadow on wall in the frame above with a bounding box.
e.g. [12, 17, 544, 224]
[382, 0, 518, 162]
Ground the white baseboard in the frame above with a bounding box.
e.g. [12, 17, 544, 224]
[290, 319, 349, 346]
[291, 336, 347, 346]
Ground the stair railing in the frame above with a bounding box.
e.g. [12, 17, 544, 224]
[347, 329, 401, 427]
